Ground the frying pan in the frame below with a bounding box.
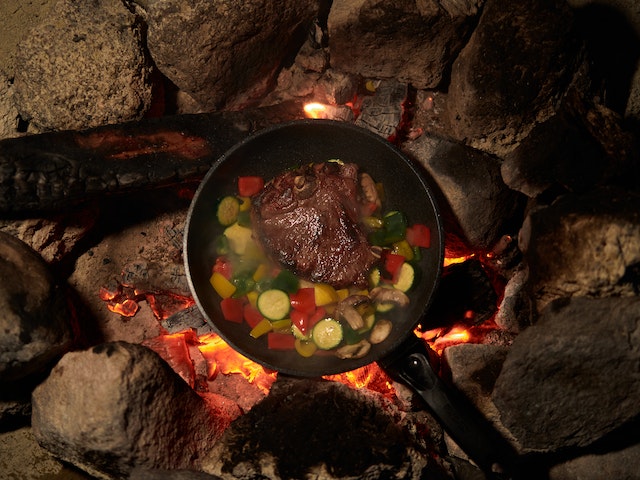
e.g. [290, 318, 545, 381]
[184, 120, 520, 478]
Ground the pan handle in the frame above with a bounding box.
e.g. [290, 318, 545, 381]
[378, 335, 520, 480]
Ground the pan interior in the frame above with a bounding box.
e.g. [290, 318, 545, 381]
[185, 120, 443, 377]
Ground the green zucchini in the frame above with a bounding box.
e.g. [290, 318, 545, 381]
[257, 289, 291, 321]
[217, 196, 240, 226]
[393, 262, 415, 292]
[312, 317, 343, 350]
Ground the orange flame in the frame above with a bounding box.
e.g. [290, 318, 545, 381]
[197, 333, 277, 394]
[303, 102, 328, 119]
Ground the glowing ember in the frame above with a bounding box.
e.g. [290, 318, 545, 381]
[443, 254, 475, 267]
[303, 102, 327, 118]
[418, 326, 471, 355]
[197, 333, 277, 394]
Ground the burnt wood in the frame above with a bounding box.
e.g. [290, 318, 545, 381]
[0, 101, 305, 215]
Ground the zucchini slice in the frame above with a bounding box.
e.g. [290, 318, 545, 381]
[393, 262, 415, 292]
[217, 196, 240, 226]
[312, 317, 343, 350]
[257, 289, 291, 321]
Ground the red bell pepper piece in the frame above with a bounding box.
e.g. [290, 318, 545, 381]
[267, 332, 296, 350]
[308, 306, 327, 328]
[290, 309, 310, 336]
[383, 251, 405, 280]
[243, 304, 264, 328]
[220, 297, 244, 323]
[406, 223, 431, 248]
[238, 176, 264, 197]
[289, 287, 316, 314]
[212, 256, 232, 279]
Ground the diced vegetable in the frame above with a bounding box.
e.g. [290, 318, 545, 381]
[406, 223, 431, 248]
[217, 196, 241, 226]
[268, 332, 296, 350]
[243, 303, 264, 328]
[393, 262, 415, 292]
[312, 317, 343, 350]
[223, 223, 254, 255]
[271, 319, 292, 331]
[238, 196, 252, 211]
[295, 338, 317, 357]
[314, 283, 339, 306]
[250, 318, 272, 338]
[392, 239, 414, 261]
[271, 269, 300, 294]
[220, 297, 244, 323]
[383, 251, 406, 280]
[257, 289, 291, 320]
[238, 176, 264, 197]
[212, 257, 232, 279]
[290, 287, 316, 315]
[210, 271, 237, 299]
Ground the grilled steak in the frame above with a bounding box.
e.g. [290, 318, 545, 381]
[251, 162, 377, 289]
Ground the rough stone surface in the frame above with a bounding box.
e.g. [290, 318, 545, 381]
[0, 74, 21, 140]
[141, 0, 320, 111]
[519, 187, 640, 312]
[327, 0, 477, 89]
[549, 439, 640, 480]
[403, 133, 526, 255]
[13, 0, 153, 131]
[31, 341, 242, 479]
[202, 376, 449, 480]
[0, 231, 72, 383]
[492, 296, 640, 452]
[444, 0, 587, 156]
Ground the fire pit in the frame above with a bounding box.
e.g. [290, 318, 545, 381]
[1, 1, 640, 479]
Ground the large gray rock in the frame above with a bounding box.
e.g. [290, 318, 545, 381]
[141, 0, 320, 111]
[32, 341, 242, 480]
[328, 0, 477, 89]
[519, 187, 640, 312]
[492, 296, 640, 452]
[13, 0, 153, 131]
[403, 133, 526, 255]
[444, 0, 587, 155]
[0, 231, 71, 383]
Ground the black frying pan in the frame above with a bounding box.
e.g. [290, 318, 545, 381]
[184, 120, 520, 478]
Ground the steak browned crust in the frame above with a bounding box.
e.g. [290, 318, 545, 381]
[251, 162, 377, 289]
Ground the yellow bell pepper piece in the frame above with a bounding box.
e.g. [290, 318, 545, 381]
[252, 263, 269, 282]
[210, 271, 236, 299]
[336, 288, 350, 301]
[392, 239, 414, 261]
[314, 283, 339, 306]
[238, 196, 252, 212]
[271, 319, 292, 332]
[246, 290, 259, 308]
[250, 318, 273, 338]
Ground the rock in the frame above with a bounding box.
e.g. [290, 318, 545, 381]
[327, 0, 476, 89]
[13, 0, 153, 131]
[403, 133, 526, 255]
[0, 231, 72, 383]
[0, 75, 22, 140]
[141, 0, 320, 111]
[443, 0, 587, 156]
[31, 341, 242, 479]
[549, 439, 640, 480]
[202, 376, 449, 480]
[492, 296, 640, 452]
[518, 187, 640, 312]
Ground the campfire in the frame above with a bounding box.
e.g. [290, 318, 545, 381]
[2, 0, 640, 479]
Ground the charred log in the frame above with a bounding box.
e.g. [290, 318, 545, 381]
[0, 101, 305, 216]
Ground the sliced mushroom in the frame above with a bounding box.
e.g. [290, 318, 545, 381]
[360, 172, 381, 209]
[335, 339, 371, 359]
[334, 294, 370, 330]
[370, 287, 410, 307]
[369, 319, 392, 344]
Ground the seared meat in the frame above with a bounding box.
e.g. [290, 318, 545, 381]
[251, 162, 377, 289]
